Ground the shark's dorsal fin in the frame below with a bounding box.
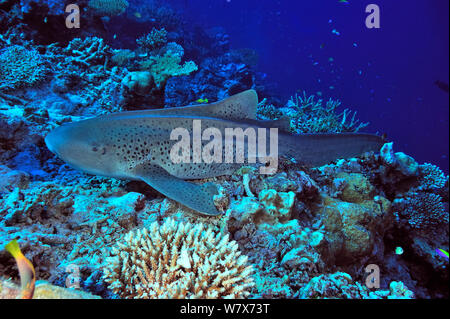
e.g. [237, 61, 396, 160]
[204, 89, 258, 120]
[104, 90, 258, 121]
[133, 163, 221, 216]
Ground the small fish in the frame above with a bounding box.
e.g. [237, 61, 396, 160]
[332, 29, 341, 36]
[436, 248, 449, 260]
[5, 240, 36, 299]
[195, 98, 209, 104]
[339, 0, 349, 3]
[395, 247, 403, 255]
[134, 12, 142, 19]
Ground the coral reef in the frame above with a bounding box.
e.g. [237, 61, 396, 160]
[88, 0, 129, 17]
[137, 28, 168, 51]
[0, 279, 100, 299]
[0, 45, 47, 90]
[0, 0, 447, 301]
[103, 218, 254, 298]
[393, 192, 447, 229]
[140, 50, 198, 88]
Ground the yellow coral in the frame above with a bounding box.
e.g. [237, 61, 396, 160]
[103, 218, 254, 299]
[140, 52, 198, 87]
[0, 279, 100, 299]
[88, 0, 129, 17]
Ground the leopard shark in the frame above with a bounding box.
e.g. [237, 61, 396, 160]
[45, 90, 384, 216]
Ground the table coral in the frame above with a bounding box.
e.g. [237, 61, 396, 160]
[103, 218, 254, 298]
[140, 51, 198, 88]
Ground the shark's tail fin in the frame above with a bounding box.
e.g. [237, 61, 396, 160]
[279, 132, 384, 167]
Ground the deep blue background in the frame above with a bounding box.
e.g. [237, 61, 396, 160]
[171, 0, 449, 172]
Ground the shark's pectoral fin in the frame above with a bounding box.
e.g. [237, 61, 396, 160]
[133, 163, 221, 216]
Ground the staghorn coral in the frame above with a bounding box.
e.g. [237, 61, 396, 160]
[0, 45, 47, 90]
[287, 92, 369, 133]
[103, 218, 254, 298]
[63, 37, 111, 67]
[256, 98, 284, 120]
[88, 0, 129, 17]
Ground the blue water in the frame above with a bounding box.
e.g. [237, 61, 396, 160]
[170, 0, 449, 172]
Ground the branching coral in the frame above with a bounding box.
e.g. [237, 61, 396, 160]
[103, 218, 254, 298]
[0, 45, 47, 90]
[256, 98, 284, 120]
[137, 28, 168, 51]
[394, 192, 448, 229]
[417, 163, 448, 191]
[88, 0, 129, 17]
[287, 92, 369, 133]
[64, 37, 111, 67]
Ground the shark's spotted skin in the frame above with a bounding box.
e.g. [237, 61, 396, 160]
[45, 90, 384, 216]
[134, 163, 220, 216]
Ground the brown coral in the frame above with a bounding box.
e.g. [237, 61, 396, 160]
[103, 218, 254, 298]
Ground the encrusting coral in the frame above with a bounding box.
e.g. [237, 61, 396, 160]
[103, 218, 254, 298]
[0, 279, 101, 299]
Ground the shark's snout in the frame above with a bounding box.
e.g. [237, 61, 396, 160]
[45, 124, 78, 159]
[45, 132, 57, 155]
